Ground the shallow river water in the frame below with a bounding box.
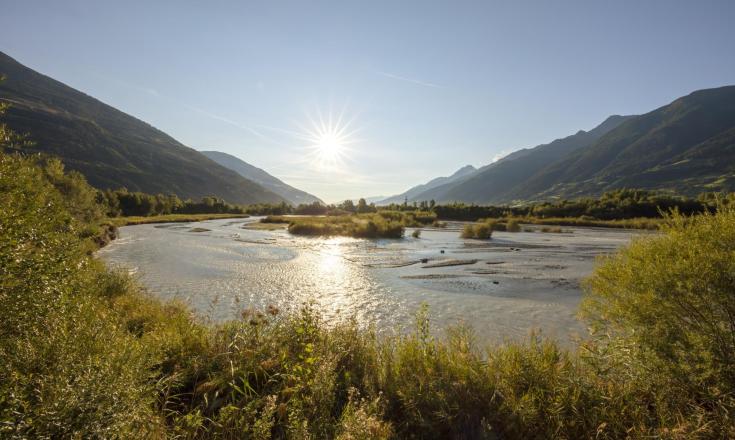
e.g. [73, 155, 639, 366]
[98, 217, 640, 344]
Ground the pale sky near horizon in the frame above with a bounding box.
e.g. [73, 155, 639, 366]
[2, 0, 734, 202]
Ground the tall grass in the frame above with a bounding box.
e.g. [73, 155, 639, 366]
[3, 148, 735, 438]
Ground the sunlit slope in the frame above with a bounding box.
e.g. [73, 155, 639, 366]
[0, 51, 285, 204]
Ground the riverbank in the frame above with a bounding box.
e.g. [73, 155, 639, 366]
[108, 213, 250, 227]
[4, 149, 734, 438]
[510, 216, 662, 230]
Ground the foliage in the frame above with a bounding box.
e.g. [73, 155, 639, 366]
[432, 189, 715, 224]
[101, 188, 247, 217]
[3, 107, 735, 437]
[505, 218, 521, 232]
[0, 151, 160, 437]
[582, 205, 735, 428]
[285, 214, 404, 238]
[461, 222, 492, 239]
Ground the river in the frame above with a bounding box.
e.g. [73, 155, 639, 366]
[98, 217, 640, 344]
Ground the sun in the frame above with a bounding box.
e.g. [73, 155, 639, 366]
[300, 108, 359, 171]
[314, 129, 346, 164]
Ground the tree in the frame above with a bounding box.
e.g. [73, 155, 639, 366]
[357, 198, 374, 213]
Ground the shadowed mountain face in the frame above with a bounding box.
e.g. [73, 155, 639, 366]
[396, 85, 735, 204]
[394, 115, 633, 204]
[200, 150, 322, 205]
[0, 51, 285, 204]
[511, 86, 735, 200]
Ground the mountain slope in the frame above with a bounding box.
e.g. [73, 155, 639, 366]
[0, 51, 285, 204]
[410, 115, 633, 204]
[378, 165, 477, 205]
[201, 150, 322, 205]
[513, 86, 735, 200]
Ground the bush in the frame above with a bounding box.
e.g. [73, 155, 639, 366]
[412, 229, 422, 238]
[282, 214, 405, 238]
[461, 224, 475, 238]
[506, 219, 521, 232]
[582, 206, 735, 409]
[461, 223, 492, 239]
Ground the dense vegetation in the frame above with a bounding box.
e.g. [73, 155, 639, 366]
[431, 188, 715, 222]
[2, 108, 735, 438]
[84, 182, 725, 232]
[101, 188, 249, 217]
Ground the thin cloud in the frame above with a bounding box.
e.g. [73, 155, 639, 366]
[491, 149, 514, 163]
[375, 70, 443, 89]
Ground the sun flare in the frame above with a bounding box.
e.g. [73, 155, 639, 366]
[301, 108, 359, 171]
[315, 130, 345, 163]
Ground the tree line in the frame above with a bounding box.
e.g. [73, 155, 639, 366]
[97, 187, 732, 222]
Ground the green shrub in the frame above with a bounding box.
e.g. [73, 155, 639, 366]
[506, 219, 521, 232]
[461, 223, 493, 239]
[582, 206, 735, 412]
[461, 224, 475, 238]
[411, 229, 421, 238]
[283, 214, 404, 238]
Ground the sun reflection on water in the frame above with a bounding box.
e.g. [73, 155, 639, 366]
[310, 237, 362, 318]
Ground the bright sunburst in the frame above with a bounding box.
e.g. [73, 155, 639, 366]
[300, 108, 359, 171]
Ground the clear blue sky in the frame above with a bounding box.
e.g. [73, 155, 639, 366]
[2, 0, 734, 202]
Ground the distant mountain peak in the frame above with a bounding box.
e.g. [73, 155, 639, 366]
[451, 165, 476, 177]
[377, 164, 480, 205]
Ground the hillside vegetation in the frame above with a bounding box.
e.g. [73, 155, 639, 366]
[516, 86, 735, 200]
[2, 108, 735, 438]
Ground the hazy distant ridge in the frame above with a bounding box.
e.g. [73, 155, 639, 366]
[201, 150, 322, 205]
[378, 164, 477, 205]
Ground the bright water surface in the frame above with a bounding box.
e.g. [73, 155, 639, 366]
[98, 217, 639, 343]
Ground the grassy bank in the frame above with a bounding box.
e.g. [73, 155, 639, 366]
[511, 215, 662, 230]
[3, 146, 735, 437]
[109, 213, 250, 227]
